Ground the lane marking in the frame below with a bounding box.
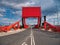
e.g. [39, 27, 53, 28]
[32, 34, 35, 45]
[22, 42, 28, 45]
[31, 28, 35, 45]
[31, 33, 33, 45]
[21, 27, 35, 45]
[21, 36, 30, 45]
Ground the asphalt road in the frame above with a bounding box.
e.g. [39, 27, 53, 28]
[0, 29, 60, 45]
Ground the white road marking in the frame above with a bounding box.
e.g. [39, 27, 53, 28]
[31, 33, 33, 45]
[21, 36, 30, 45]
[31, 27, 35, 45]
[21, 27, 35, 45]
[32, 34, 35, 45]
[22, 42, 28, 45]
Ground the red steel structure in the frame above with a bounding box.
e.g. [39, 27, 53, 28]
[0, 21, 20, 32]
[22, 7, 41, 28]
[44, 21, 60, 32]
[44, 16, 60, 32]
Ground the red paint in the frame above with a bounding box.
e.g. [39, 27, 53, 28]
[22, 7, 41, 28]
[44, 21, 47, 30]
[7, 21, 20, 30]
[22, 7, 41, 18]
[0, 21, 20, 32]
[44, 21, 60, 32]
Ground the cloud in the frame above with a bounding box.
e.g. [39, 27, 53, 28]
[26, 18, 38, 25]
[41, 0, 54, 10]
[14, 2, 35, 8]
[0, 14, 3, 17]
[42, 5, 60, 16]
[2, 18, 8, 20]
[0, 0, 60, 25]
[46, 12, 60, 19]
[12, 11, 22, 15]
[54, 0, 60, 3]
[46, 12, 60, 25]
[1, 0, 29, 3]
[0, 17, 20, 25]
[0, 0, 35, 9]
[0, 8, 6, 12]
[0, 8, 6, 17]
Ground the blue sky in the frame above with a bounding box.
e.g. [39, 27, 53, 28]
[0, 0, 60, 25]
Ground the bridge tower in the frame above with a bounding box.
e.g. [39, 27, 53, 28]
[22, 7, 41, 28]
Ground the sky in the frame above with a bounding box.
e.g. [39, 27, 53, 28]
[0, 0, 60, 25]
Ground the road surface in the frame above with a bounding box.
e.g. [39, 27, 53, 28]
[0, 29, 60, 45]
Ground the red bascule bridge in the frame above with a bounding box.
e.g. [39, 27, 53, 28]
[0, 7, 60, 32]
[22, 7, 41, 28]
